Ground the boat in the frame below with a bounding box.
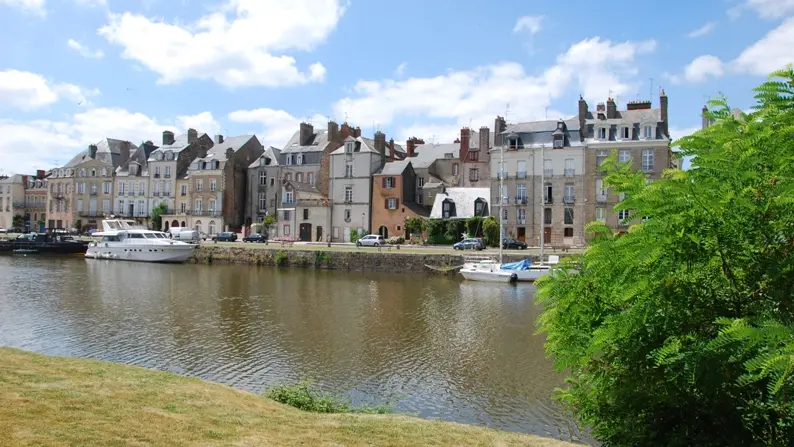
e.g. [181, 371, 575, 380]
[0, 232, 90, 255]
[85, 219, 195, 263]
[459, 139, 517, 283]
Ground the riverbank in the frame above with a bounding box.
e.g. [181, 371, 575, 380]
[0, 348, 578, 446]
[191, 244, 573, 274]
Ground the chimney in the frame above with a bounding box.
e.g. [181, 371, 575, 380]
[660, 89, 669, 138]
[299, 122, 313, 145]
[626, 100, 652, 110]
[340, 122, 350, 140]
[479, 126, 490, 152]
[374, 131, 386, 155]
[701, 105, 710, 129]
[187, 128, 198, 144]
[494, 116, 506, 146]
[354, 126, 362, 138]
[388, 138, 395, 159]
[215, 134, 224, 144]
[226, 148, 234, 160]
[578, 96, 588, 142]
[36, 169, 45, 179]
[459, 127, 470, 162]
[606, 97, 617, 119]
[327, 121, 339, 143]
[162, 130, 175, 146]
[406, 137, 424, 157]
[88, 144, 98, 159]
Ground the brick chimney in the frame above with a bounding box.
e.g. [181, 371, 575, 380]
[493, 116, 506, 146]
[660, 89, 669, 138]
[88, 144, 98, 159]
[478, 126, 490, 152]
[327, 121, 339, 143]
[299, 122, 313, 145]
[187, 128, 198, 144]
[459, 127, 470, 162]
[353, 126, 362, 138]
[606, 97, 617, 119]
[578, 96, 588, 141]
[388, 138, 395, 159]
[340, 122, 350, 140]
[406, 137, 424, 157]
[162, 130, 175, 146]
[374, 131, 386, 155]
[626, 100, 652, 110]
[36, 169, 45, 179]
[215, 134, 224, 144]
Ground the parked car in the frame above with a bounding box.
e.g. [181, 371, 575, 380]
[502, 238, 527, 250]
[172, 230, 200, 243]
[453, 238, 485, 250]
[212, 232, 238, 242]
[243, 233, 267, 243]
[356, 234, 385, 247]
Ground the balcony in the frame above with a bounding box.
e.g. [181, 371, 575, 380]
[517, 218, 527, 225]
[24, 202, 46, 210]
[164, 174, 171, 178]
[563, 196, 576, 204]
[497, 173, 509, 180]
[282, 199, 296, 205]
[298, 198, 329, 207]
[153, 192, 160, 196]
[564, 168, 576, 177]
[78, 211, 101, 217]
[501, 197, 509, 205]
[118, 191, 125, 196]
[128, 191, 135, 196]
[154, 173, 160, 178]
[544, 197, 552, 204]
[516, 171, 527, 179]
[596, 194, 607, 202]
[514, 197, 528, 205]
[544, 169, 553, 178]
[89, 191, 97, 196]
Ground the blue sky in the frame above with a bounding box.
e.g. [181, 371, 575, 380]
[1, 0, 792, 174]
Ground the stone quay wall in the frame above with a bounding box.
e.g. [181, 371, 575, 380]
[189, 246, 568, 275]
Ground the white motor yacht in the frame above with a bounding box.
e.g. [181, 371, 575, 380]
[85, 219, 195, 263]
[459, 259, 517, 282]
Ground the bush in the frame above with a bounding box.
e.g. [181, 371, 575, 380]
[386, 236, 404, 245]
[274, 250, 288, 266]
[536, 69, 794, 446]
[404, 216, 426, 236]
[425, 219, 444, 238]
[482, 216, 500, 246]
[426, 234, 455, 245]
[265, 381, 391, 414]
[349, 228, 360, 244]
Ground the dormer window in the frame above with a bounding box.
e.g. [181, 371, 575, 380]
[643, 125, 654, 139]
[509, 138, 518, 149]
[620, 126, 630, 140]
[345, 142, 354, 153]
[597, 128, 607, 140]
[296, 154, 303, 165]
[285, 155, 292, 165]
[553, 138, 563, 148]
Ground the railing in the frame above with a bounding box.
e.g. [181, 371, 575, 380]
[89, 191, 97, 196]
[517, 218, 527, 225]
[12, 201, 25, 208]
[514, 197, 528, 205]
[79, 211, 101, 217]
[501, 197, 509, 205]
[164, 174, 171, 178]
[154, 173, 160, 178]
[190, 210, 221, 217]
[544, 169, 553, 177]
[564, 168, 575, 177]
[563, 196, 576, 204]
[497, 173, 509, 180]
[153, 192, 160, 196]
[24, 202, 46, 209]
[298, 199, 329, 207]
[282, 199, 296, 205]
[118, 191, 125, 196]
[596, 194, 607, 202]
[128, 191, 134, 196]
[544, 197, 552, 204]
[516, 171, 527, 179]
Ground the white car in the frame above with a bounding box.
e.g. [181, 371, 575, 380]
[356, 234, 385, 247]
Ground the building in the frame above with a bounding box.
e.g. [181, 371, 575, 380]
[328, 133, 403, 241]
[0, 175, 26, 229]
[114, 141, 159, 224]
[429, 187, 491, 221]
[163, 134, 262, 234]
[491, 117, 586, 246]
[23, 171, 49, 232]
[148, 129, 214, 227]
[245, 146, 280, 227]
[580, 92, 674, 233]
[279, 179, 330, 241]
[370, 160, 428, 239]
[70, 139, 135, 231]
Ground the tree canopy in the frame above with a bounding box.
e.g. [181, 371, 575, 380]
[536, 68, 794, 446]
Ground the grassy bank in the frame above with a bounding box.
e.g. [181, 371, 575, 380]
[0, 348, 579, 446]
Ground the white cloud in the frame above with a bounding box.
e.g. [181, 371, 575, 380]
[669, 126, 701, 170]
[0, 0, 45, 16]
[67, 39, 105, 59]
[98, 0, 346, 88]
[228, 108, 326, 148]
[687, 22, 716, 38]
[513, 15, 543, 34]
[177, 111, 221, 137]
[74, 0, 107, 6]
[743, 0, 794, 19]
[680, 55, 725, 83]
[733, 16, 794, 75]
[331, 37, 656, 139]
[395, 62, 407, 77]
[0, 69, 99, 110]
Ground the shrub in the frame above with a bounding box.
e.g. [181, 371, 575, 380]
[349, 228, 360, 244]
[482, 216, 500, 246]
[265, 381, 391, 414]
[274, 250, 288, 266]
[386, 236, 404, 245]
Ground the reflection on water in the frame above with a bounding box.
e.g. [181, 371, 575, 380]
[0, 256, 586, 442]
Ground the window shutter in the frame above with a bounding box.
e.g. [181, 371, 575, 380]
[382, 177, 386, 188]
[396, 198, 400, 209]
[384, 198, 389, 209]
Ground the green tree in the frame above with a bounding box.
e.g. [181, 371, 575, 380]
[482, 216, 499, 246]
[404, 216, 426, 236]
[150, 202, 168, 230]
[349, 228, 360, 244]
[425, 219, 444, 238]
[444, 219, 465, 241]
[12, 214, 24, 229]
[536, 68, 794, 446]
[261, 214, 276, 235]
[466, 216, 484, 237]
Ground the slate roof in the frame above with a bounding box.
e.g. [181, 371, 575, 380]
[376, 160, 411, 176]
[116, 142, 159, 175]
[197, 135, 257, 162]
[248, 146, 282, 168]
[410, 143, 460, 169]
[429, 187, 490, 219]
[64, 138, 138, 168]
[500, 119, 585, 148]
[281, 129, 331, 154]
[284, 180, 322, 197]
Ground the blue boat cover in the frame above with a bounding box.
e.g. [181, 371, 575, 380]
[501, 259, 532, 270]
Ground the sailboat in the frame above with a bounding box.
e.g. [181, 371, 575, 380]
[500, 143, 557, 281]
[459, 143, 517, 283]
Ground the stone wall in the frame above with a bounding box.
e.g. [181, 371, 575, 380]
[190, 245, 566, 275]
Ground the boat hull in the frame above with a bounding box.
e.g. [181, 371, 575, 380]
[513, 267, 552, 282]
[459, 268, 517, 282]
[85, 245, 194, 263]
[0, 240, 89, 255]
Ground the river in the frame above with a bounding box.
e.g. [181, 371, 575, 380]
[0, 255, 586, 442]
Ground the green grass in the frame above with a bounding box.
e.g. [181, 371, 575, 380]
[0, 348, 581, 446]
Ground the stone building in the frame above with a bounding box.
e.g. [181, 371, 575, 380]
[23, 171, 48, 232]
[370, 160, 428, 239]
[46, 167, 75, 230]
[0, 175, 26, 230]
[114, 140, 158, 224]
[245, 146, 280, 227]
[279, 179, 330, 241]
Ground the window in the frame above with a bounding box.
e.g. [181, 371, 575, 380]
[564, 227, 574, 238]
[598, 127, 607, 139]
[308, 173, 315, 185]
[596, 179, 606, 201]
[195, 199, 203, 213]
[296, 154, 303, 165]
[418, 177, 425, 188]
[296, 173, 303, 183]
[501, 184, 508, 205]
[119, 182, 125, 195]
[620, 126, 630, 139]
[100, 168, 107, 177]
[102, 199, 110, 213]
[197, 180, 203, 192]
[642, 149, 654, 172]
[208, 200, 216, 213]
[385, 177, 395, 188]
[469, 168, 479, 181]
[90, 169, 96, 177]
[283, 224, 290, 235]
[517, 208, 526, 224]
[270, 177, 275, 187]
[77, 199, 83, 212]
[502, 209, 508, 222]
[80, 168, 86, 177]
[564, 183, 574, 203]
[344, 186, 353, 202]
[619, 192, 626, 202]
[452, 163, 459, 176]
[90, 183, 97, 194]
[208, 221, 216, 234]
[344, 209, 351, 221]
[474, 198, 486, 215]
[345, 163, 353, 177]
[285, 189, 294, 203]
[544, 183, 552, 203]
[78, 183, 86, 194]
[417, 193, 423, 205]
[259, 171, 266, 185]
[516, 160, 526, 178]
[285, 155, 292, 165]
[139, 182, 145, 196]
[210, 179, 217, 191]
[155, 166, 160, 177]
[165, 182, 171, 196]
[596, 207, 606, 222]
[643, 125, 653, 139]
[181, 185, 187, 196]
[516, 183, 527, 201]
[345, 143, 354, 153]
[619, 150, 631, 163]
[618, 209, 630, 221]
[283, 210, 291, 221]
[258, 193, 266, 211]
[469, 151, 478, 162]
[165, 167, 171, 178]
[564, 208, 574, 225]
[509, 138, 518, 149]
[564, 158, 575, 177]
[103, 182, 111, 194]
[553, 137, 563, 148]
[180, 202, 187, 213]
[596, 150, 608, 166]
[303, 209, 309, 220]
[387, 198, 397, 209]
[544, 159, 553, 177]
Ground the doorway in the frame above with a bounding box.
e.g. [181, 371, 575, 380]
[171, 219, 179, 228]
[378, 225, 388, 238]
[517, 227, 526, 242]
[316, 226, 323, 242]
[543, 227, 551, 244]
[299, 223, 312, 241]
[128, 203, 135, 217]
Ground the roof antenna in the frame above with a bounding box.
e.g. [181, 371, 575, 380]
[649, 78, 654, 103]
[544, 106, 548, 120]
[344, 112, 348, 123]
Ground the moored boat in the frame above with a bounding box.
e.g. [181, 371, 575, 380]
[0, 232, 90, 255]
[85, 219, 195, 263]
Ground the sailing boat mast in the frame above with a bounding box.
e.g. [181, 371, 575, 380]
[539, 143, 545, 261]
[499, 142, 505, 264]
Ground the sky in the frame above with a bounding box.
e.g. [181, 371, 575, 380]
[0, 0, 792, 175]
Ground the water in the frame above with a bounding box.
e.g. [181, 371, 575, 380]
[0, 255, 586, 442]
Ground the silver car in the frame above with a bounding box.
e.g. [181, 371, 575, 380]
[356, 234, 385, 247]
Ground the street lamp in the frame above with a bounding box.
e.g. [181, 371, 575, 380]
[361, 213, 365, 234]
